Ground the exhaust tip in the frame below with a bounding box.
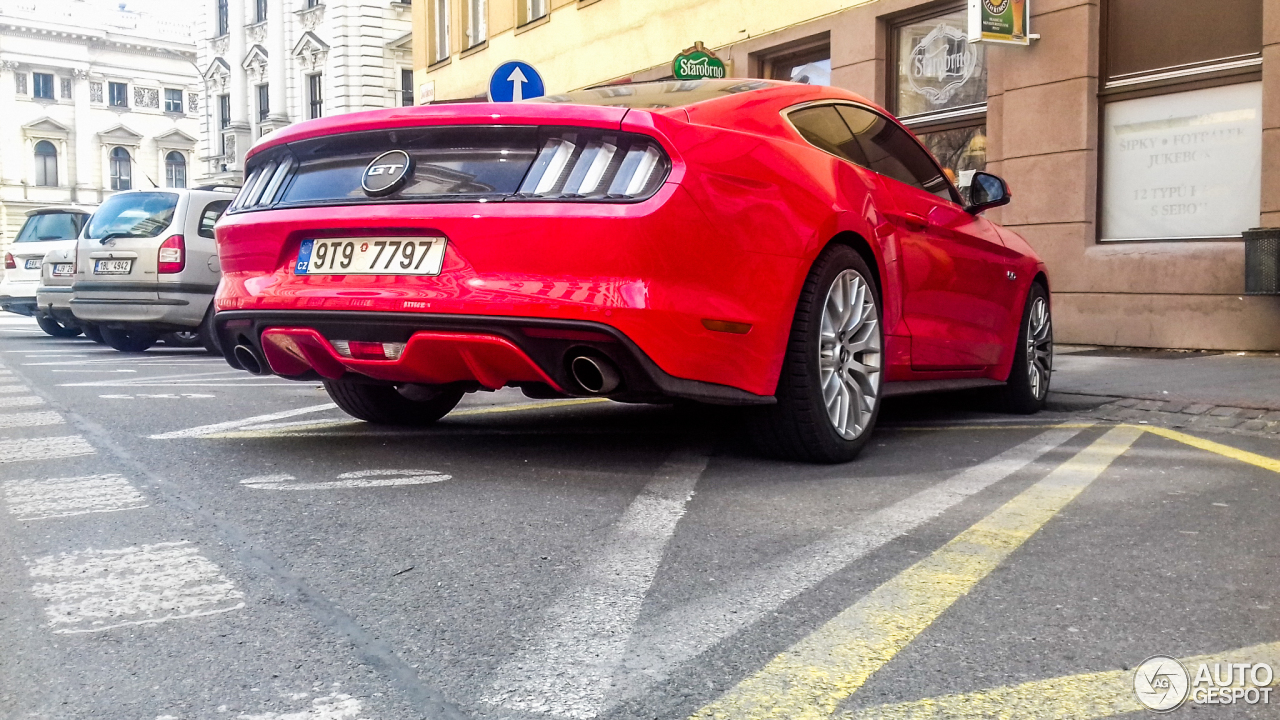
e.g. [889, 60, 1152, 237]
[233, 344, 266, 375]
[570, 354, 620, 394]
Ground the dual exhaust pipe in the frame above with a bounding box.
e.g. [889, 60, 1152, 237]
[235, 340, 621, 395]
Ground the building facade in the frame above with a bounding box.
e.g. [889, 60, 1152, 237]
[197, 0, 414, 185]
[412, 0, 1280, 351]
[0, 0, 202, 244]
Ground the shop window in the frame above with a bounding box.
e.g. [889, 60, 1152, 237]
[165, 151, 187, 188]
[109, 147, 132, 191]
[763, 43, 830, 86]
[33, 72, 54, 100]
[430, 0, 450, 63]
[34, 140, 58, 187]
[1099, 0, 1263, 241]
[891, 6, 987, 187]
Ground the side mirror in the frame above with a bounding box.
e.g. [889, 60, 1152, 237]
[965, 171, 1011, 215]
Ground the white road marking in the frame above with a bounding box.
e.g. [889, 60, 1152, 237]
[240, 469, 452, 490]
[50, 369, 138, 373]
[0, 411, 64, 429]
[4, 473, 148, 520]
[29, 541, 245, 634]
[0, 395, 44, 408]
[609, 425, 1091, 706]
[485, 448, 709, 719]
[0, 384, 29, 393]
[149, 403, 339, 439]
[99, 393, 216, 399]
[0, 436, 95, 464]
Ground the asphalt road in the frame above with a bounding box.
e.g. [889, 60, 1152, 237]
[0, 313, 1277, 720]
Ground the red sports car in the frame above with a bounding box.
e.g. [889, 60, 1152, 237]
[214, 79, 1052, 463]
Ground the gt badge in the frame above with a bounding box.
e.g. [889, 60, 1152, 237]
[362, 149, 414, 197]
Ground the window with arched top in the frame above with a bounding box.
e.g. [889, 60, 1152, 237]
[165, 151, 187, 188]
[110, 146, 132, 191]
[34, 140, 57, 187]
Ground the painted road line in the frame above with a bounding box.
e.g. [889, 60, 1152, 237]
[618, 425, 1091, 700]
[0, 436, 95, 464]
[28, 541, 244, 634]
[241, 469, 452, 490]
[843, 640, 1280, 720]
[486, 448, 710, 719]
[1142, 425, 1280, 474]
[0, 411, 63, 429]
[3, 473, 148, 520]
[0, 395, 44, 408]
[690, 425, 1144, 720]
[0, 384, 29, 394]
[148, 403, 339, 439]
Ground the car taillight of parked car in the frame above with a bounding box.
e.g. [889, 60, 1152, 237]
[4, 253, 15, 270]
[157, 235, 185, 274]
[515, 131, 670, 201]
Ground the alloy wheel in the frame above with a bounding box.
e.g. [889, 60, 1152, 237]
[1026, 295, 1052, 399]
[818, 269, 882, 440]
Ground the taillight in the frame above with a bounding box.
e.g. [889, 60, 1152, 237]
[4, 253, 14, 270]
[158, 235, 185, 274]
[516, 130, 669, 201]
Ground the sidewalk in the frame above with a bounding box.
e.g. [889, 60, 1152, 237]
[1049, 346, 1280, 434]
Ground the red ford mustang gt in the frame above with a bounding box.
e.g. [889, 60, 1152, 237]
[214, 79, 1052, 463]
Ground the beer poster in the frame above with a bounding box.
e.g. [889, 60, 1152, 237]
[967, 0, 1030, 45]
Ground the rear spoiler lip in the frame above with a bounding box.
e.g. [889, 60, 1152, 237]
[244, 102, 632, 162]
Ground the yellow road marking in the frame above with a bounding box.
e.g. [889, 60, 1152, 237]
[205, 397, 612, 438]
[690, 425, 1144, 720]
[888, 423, 1097, 432]
[843, 641, 1280, 720]
[1142, 425, 1280, 474]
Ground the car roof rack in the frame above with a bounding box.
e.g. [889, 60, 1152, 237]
[194, 184, 242, 192]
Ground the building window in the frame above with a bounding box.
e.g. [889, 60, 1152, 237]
[257, 83, 269, 122]
[216, 0, 229, 35]
[165, 151, 187, 188]
[764, 43, 830, 86]
[519, 0, 547, 26]
[307, 73, 323, 118]
[307, 0, 321, 7]
[218, 93, 230, 154]
[90, 81, 103, 103]
[1099, 0, 1263, 241]
[255, 0, 267, 23]
[891, 7, 987, 187]
[33, 72, 54, 100]
[164, 88, 183, 113]
[401, 68, 414, 106]
[465, 0, 486, 48]
[60, 77, 71, 99]
[34, 140, 58, 187]
[109, 147, 132, 191]
[430, 0, 449, 63]
[108, 81, 128, 108]
[15, 72, 26, 95]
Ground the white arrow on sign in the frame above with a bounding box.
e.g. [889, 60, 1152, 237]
[508, 66, 529, 102]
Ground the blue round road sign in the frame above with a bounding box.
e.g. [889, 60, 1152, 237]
[488, 61, 544, 102]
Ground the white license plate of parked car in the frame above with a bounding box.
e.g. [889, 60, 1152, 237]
[52, 263, 74, 276]
[294, 237, 447, 276]
[24, 259, 39, 270]
[94, 259, 133, 275]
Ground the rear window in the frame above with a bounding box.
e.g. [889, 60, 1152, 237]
[85, 192, 179, 240]
[14, 212, 86, 243]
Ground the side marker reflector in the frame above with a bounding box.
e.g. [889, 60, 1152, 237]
[701, 319, 752, 335]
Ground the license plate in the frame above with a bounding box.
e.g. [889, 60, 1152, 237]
[94, 259, 133, 275]
[52, 263, 74, 276]
[24, 259, 39, 270]
[295, 237, 447, 276]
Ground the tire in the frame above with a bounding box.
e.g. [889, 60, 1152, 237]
[197, 304, 222, 355]
[997, 282, 1052, 414]
[162, 330, 203, 348]
[36, 314, 82, 338]
[99, 326, 160, 353]
[82, 323, 105, 344]
[747, 244, 884, 463]
[323, 380, 465, 426]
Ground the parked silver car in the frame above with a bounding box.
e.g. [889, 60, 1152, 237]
[71, 187, 235, 353]
[35, 246, 96, 341]
[1, 206, 91, 337]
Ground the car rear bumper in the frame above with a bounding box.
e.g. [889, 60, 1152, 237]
[0, 296, 37, 316]
[70, 283, 213, 329]
[215, 310, 774, 406]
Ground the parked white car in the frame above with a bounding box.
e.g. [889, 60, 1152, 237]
[1, 206, 92, 336]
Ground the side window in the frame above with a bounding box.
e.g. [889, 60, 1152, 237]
[789, 106, 869, 166]
[836, 105, 956, 202]
[199, 200, 232, 239]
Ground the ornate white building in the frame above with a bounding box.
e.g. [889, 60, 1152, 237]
[197, 0, 413, 184]
[0, 0, 203, 243]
